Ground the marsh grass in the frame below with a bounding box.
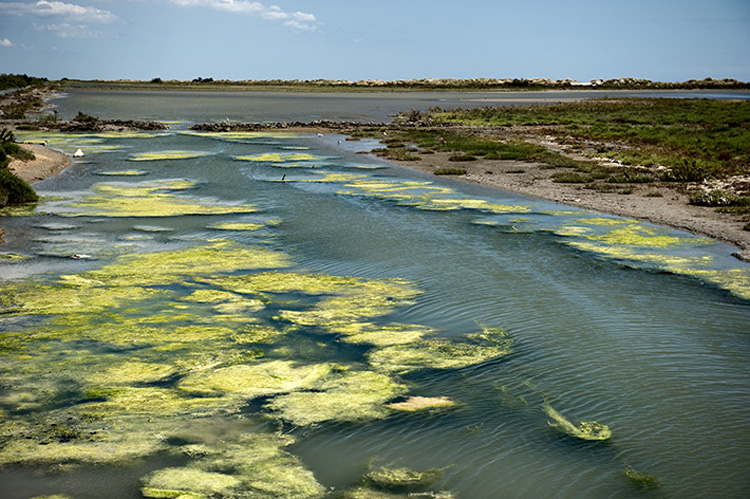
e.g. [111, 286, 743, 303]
[431, 98, 750, 181]
[379, 129, 594, 171]
[434, 167, 467, 175]
[690, 189, 750, 214]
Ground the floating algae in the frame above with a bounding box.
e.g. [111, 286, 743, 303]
[543, 403, 612, 441]
[333, 178, 530, 214]
[180, 130, 299, 142]
[0, 253, 31, 263]
[14, 130, 167, 155]
[267, 370, 408, 426]
[334, 489, 455, 499]
[60, 180, 259, 218]
[335, 323, 437, 347]
[178, 360, 335, 398]
[95, 170, 149, 176]
[206, 271, 419, 329]
[141, 433, 325, 499]
[235, 152, 322, 163]
[386, 396, 456, 412]
[363, 465, 444, 492]
[87, 240, 291, 286]
[142, 467, 241, 498]
[624, 466, 662, 489]
[367, 327, 512, 374]
[130, 150, 212, 162]
[210, 221, 265, 231]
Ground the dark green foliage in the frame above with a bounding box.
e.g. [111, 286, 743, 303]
[0, 168, 39, 205]
[0, 128, 14, 144]
[662, 159, 712, 182]
[2, 142, 35, 162]
[434, 167, 467, 175]
[0, 128, 38, 206]
[73, 111, 99, 125]
[0, 73, 48, 91]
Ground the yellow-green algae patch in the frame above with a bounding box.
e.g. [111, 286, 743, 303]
[210, 221, 265, 231]
[142, 433, 325, 499]
[82, 360, 177, 385]
[142, 467, 241, 498]
[335, 488, 455, 499]
[61, 180, 258, 218]
[367, 327, 512, 374]
[334, 178, 530, 214]
[363, 465, 444, 492]
[130, 151, 212, 162]
[335, 323, 436, 347]
[235, 152, 322, 163]
[267, 369, 408, 426]
[96, 170, 149, 176]
[14, 131, 168, 155]
[0, 253, 31, 263]
[543, 403, 612, 441]
[178, 360, 334, 398]
[87, 240, 291, 286]
[180, 131, 299, 141]
[386, 396, 456, 412]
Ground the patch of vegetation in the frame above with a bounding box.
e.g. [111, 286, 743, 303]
[448, 153, 476, 162]
[0, 73, 49, 91]
[384, 148, 421, 162]
[0, 129, 39, 206]
[543, 403, 612, 441]
[431, 98, 750, 182]
[434, 167, 467, 176]
[689, 189, 750, 214]
[376, 128, 595, 171]
[624, 466, 662, 489]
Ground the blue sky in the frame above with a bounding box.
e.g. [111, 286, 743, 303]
[1, 0, 748, 82]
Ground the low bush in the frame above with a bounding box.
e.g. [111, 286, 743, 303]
[0, 168, 38, 206]
[448, 153, 477, 162]
[434, 167, 467, 175]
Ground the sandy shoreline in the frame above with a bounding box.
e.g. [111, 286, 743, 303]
[8, 143, 72, 184]
[4, 131, 749, 261]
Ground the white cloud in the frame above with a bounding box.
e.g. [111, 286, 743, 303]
[0, 38, 13, 47]
[168, 0, 317, 31]
[0, 1, 117, 23]
[33, 22, 106, 38]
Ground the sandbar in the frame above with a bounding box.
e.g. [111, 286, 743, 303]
[7, 143, 72, 184]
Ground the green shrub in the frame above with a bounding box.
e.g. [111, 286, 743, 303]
[386, 148, 420, 161]
[448, 153, 477, 162]
[434, 167, 467, 175]
[0, 168, 39, 206]
[662, 159, 711, 182]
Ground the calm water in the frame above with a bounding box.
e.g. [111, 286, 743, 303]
[1, 90, 749, 499]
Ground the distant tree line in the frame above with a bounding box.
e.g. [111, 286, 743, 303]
[0, 74, 49, 91]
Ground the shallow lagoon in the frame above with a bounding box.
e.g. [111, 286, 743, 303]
[1, 91, 750, 498]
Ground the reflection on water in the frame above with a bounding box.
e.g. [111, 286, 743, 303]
[1, 93, 749, 499]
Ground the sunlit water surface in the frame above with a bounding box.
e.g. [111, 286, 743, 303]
[1, 91, 749, 499]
